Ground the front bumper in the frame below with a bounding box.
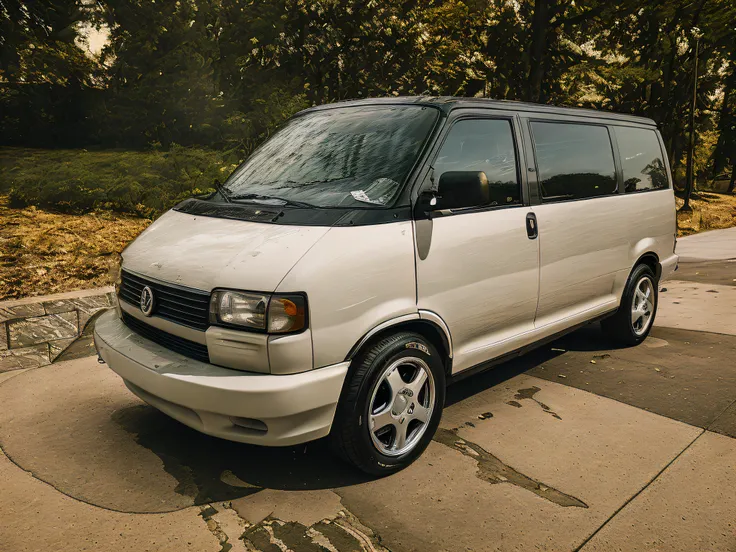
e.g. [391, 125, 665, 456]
[93, 309, 349, 446]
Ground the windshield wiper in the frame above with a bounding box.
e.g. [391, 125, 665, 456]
[213, 179, 231, 203]
[229, 193, 313, 209]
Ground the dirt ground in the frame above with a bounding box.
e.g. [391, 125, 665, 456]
[0, 196, 150, 301]
[676, 191, 736, 236]
[1, 191, 734, 301]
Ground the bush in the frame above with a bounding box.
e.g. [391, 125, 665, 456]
[0, 146, 240, 218]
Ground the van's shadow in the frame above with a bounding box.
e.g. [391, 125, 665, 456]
[112, 323, 620, 504]
[447, 322, 623, 406]
[111, 405, 372, 504]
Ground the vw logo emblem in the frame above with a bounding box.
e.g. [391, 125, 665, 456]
[139, 286, 155, 317]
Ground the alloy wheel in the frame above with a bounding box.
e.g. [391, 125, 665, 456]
[631, 276, 655, 336]
[368, 357, 436, 457]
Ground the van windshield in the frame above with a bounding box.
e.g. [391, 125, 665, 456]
[222, 105, 438, 209]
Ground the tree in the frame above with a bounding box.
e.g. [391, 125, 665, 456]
[0, 1, 102, 146]
[97, 0, 226, 148]
[1, 0, 735, 168]
[1, 1, 98, 85]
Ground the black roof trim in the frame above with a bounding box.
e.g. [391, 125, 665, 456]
[296, 96, 656, 127]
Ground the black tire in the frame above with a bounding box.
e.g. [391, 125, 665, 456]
[330, 332, 446, 475]
[602, 263, 658, 346]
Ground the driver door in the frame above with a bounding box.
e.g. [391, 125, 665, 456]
[414, 113, 540, 374]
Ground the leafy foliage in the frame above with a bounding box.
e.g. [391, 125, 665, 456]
[1, 0, 735, 188]
[1, 147, 237, 217]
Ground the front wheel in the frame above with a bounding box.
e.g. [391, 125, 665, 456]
[602, 264, 658, 346]
[330, 332, 445, 475]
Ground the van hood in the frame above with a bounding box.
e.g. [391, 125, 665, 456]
[122, 210, 330, 292]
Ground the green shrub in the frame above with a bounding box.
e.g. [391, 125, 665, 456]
[0, 146, 240, 218]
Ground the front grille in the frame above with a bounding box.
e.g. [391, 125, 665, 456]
[121, 312, 210, 363]
[119, 270, 210, 330]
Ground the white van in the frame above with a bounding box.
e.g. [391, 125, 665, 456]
[94, 97, 678, 474]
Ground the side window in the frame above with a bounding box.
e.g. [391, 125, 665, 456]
[616, 127, 669, 192]
[531, 122, 617, 201]
[434, 119, 520, 206]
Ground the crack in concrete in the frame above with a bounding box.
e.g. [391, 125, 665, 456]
[433, 428, 588, 508]
[200, 505, 233, 552]
[200, 502, 254, 552]
[0, 368, 27, 385]
[572, 429, 705, 551]
[0, 442, 186, 514]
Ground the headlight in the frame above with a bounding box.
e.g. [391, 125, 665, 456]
[209, 290, 307, 334]
[210, 290, 269, 329]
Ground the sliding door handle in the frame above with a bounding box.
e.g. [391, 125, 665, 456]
[526, 212, 538, 239]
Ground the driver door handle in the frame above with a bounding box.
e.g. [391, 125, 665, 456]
[526, 212, 538, 239]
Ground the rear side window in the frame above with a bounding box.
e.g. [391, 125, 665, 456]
[434, 119, 520, 206]
[616, 127, 669, 192]
[531, 122, 617, 201]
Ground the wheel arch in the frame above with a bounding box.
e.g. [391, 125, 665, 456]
[345, 314, 453, 377]
[634, 251, 662, 281]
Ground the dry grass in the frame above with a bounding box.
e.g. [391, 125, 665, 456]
[676, 192, 736, 237]
[0, 196, 150, 301]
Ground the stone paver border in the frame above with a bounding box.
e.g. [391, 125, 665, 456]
[0, 287, 115, 372]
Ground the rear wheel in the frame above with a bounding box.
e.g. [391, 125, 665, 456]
[602, 263, 658, 345]
[330, 332, 445, 475]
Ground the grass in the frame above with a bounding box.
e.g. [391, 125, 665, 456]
[0, 196, 150, 301]
[676, 192, 736, 236]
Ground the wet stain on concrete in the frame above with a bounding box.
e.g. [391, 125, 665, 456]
[246, 520, 318, 552]
[112, 405, 262, 504]
[240, 514, 384, 551]
[313, 520, 365, 551]
[111, 404, 368, 506]
[433, 428, 588, 508]
[512, 386, 562, 420]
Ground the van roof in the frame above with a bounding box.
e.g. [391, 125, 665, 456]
[300, 96, 657, 127]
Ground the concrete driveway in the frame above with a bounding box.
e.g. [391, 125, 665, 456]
[1, 228, 735, 552]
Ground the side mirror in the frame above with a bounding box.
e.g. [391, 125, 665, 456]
[435, 171, 490, 211]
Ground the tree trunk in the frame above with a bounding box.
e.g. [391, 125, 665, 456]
[527, 0, 551, 103]
[728, 165, 736, 194]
